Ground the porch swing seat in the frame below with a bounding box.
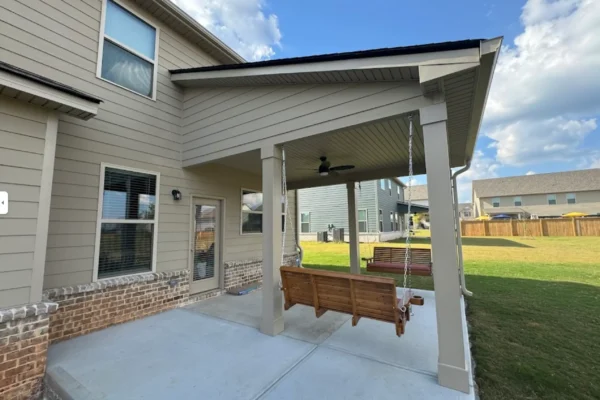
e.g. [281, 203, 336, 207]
[365, 247, 433, 276]
[280, 266, 423, 337]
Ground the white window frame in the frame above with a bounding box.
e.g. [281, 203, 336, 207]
[358, 209, 368, 233]
[379, 209, 383, 232]
[97, 0, 160, 100]
[240, 188, 286, 235]
[300, 212, 311, 233]
[514, 196, 522, 207]
[566, 193, 576, 204]
[547, 194, 557, 205]
[93, 163, 160, 282]
[492, 197, 500, 207]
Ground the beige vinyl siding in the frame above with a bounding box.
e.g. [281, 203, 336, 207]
[181, 82, 423, 165]
[0, 0, 296, 289]
[0, 97, 48, 307]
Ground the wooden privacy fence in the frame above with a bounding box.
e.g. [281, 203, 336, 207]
[461, 218, 600, 237]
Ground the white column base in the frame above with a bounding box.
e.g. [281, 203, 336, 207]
[438, 362, 471, 394]
[260, 315, 285, 336]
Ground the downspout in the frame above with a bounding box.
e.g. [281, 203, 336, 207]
[295, 190, 304, 266]
[451, 161, 473, 297]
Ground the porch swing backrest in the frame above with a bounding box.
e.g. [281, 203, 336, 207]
[373, 247, 432, 265]
[280, 266, 410, 336]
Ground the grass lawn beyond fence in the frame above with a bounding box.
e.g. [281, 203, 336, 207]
[301, 236, 600, 400]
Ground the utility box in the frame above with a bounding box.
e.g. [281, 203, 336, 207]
[332, 228, 345, 242]
[317, 231, 329, 242]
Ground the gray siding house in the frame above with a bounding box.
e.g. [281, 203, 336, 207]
[0, 0, 501, 394]
[473, 169, 600, 218]
[298, 178, 406, 242]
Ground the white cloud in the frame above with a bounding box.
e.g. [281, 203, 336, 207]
[484, 0, 600, 165]
[455, 150, 501, 203]
[526, 170, 536, 175]
[170, 0, 282, 61]
[487, 117, 596, 165]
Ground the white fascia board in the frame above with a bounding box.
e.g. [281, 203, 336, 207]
[0, 70, 99, 118]
[418, 62, 480, 84]
[171, 48, 481, 83]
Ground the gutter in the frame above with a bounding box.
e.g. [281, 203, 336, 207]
[451, 161, 473, 297]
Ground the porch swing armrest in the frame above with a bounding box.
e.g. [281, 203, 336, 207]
[361, 257, 373, 263]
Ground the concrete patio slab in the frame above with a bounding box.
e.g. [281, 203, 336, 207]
[323, 289, 439, 375]
[261, 346, 471, 400]
[46, 289, 475, 400]
[47, 310, 315, 400]
[185, 290, 352, 344]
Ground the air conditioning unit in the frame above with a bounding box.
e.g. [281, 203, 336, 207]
[332, 228, 345, 242]
[317, 231, 329, 242]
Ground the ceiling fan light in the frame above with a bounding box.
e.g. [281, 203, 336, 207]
[320, 171, 329, 176]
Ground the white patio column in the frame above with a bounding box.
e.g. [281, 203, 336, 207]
[346, 182, 360, 274]
[421, 102, 470, 393]
[260, 145, 284, 336]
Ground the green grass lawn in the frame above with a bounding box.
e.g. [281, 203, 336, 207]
[301, 236, 600, 400]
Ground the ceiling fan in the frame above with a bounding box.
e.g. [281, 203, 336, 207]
[310, 156, 355, 176]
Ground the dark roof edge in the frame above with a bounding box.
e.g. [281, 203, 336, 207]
[0, 61, 102, 104]
[170, 39, 483, 75]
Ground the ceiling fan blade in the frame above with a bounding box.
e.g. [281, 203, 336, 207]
[329, 165, 355, 171]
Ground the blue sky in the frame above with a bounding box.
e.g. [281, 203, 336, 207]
[172, 0, 600, 202]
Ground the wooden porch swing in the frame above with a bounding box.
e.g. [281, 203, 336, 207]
[278, 115, 424, 336]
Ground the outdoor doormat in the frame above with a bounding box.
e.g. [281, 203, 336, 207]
[227, 283, 261, 295]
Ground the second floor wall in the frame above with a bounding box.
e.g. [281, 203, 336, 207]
[478, 190, 600, 210]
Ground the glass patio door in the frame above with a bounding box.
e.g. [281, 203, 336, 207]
[190, 198, 221, 294]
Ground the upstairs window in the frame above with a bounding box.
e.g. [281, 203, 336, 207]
[397, 186, 400, 199]
[380, 179, 385, 190]
[98, 0, 158, 99]
[514, 196, 522, 207]
[566, 193, 576, 204]
[492, 197, 500, 207]
[379, 209, 383, 232]
[95, 165, 159, 280]
[547, 194, 557, 205]
[388, 180, 392, 195]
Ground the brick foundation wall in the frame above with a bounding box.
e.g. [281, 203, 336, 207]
[0, 303, 58, 400]
[224, 253, 298, 290]
[44, 270, 190, 344]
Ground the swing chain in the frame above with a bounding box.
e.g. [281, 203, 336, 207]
[402, 115, 415, 308]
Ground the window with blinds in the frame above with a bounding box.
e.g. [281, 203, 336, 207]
[96, 166, 158, 279]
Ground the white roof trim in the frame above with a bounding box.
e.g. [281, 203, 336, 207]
[0, 70, 99, 118]
[171, 48, 480, 83]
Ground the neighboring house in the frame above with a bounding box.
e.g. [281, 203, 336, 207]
[472, 169, 600, 218]
[0, 1, 501, 394]
[404, 184, 429, 207]
[298, 178, 407, 242]
[458, 203, 474, 220]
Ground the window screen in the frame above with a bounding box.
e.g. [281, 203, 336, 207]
[97, 166, 157, 279]
[566, 193, 576, 204]
[358, 210, 368, 233]
[547, 194, 557, 205]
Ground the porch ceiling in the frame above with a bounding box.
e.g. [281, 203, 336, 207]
[178, 38, 502, 180]
[212, 114, 424, 190]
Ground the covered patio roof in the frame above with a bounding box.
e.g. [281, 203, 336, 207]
[398, 201, 429, 214]
[174, 38, 501, 190]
